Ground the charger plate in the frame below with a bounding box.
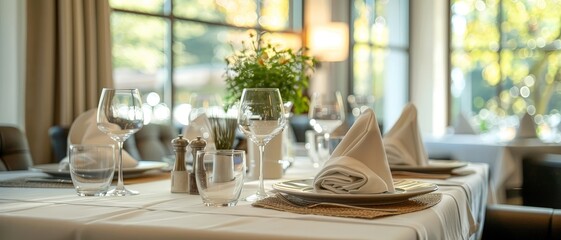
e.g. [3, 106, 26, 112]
[272, 178, 437, 205]
[30, 161, 168, 179]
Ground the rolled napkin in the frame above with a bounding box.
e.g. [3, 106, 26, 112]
[383, 103, 429, 166]
[62, 108, 139, 168]
[313, 108, 395, 194]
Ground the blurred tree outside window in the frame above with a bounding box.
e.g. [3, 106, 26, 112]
[109, 0, 302, 127]
[351, 0, 409, 130]
[451, 0, 561, 142]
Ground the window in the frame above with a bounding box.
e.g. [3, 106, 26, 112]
[109, 0, 302, 126]
[351, 0, 410, 129]
[450, 0, 561, 141]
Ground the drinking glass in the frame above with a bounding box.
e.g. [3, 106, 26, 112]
[309, 91, 345, 139]
[237, 88, 287, 202]
[69, 144, 115, 196]
[97, 88, 144, 196]
[195, 150, 246, 207]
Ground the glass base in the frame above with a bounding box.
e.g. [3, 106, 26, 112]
[76, 191, 107, 197]
[244, 191, 273, 202]
[105, 187, 139, 196]
[203, 201, 238, 207]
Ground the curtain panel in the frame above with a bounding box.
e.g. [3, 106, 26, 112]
[26, 0, 113, 164]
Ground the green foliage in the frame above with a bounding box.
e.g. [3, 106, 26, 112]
[223, 32, 317, 114]
[209, 116, 238, 149]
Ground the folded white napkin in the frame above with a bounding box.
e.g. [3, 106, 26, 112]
[453, 112, 477, 135]
[64, 108, 139, 168]
[383, 103, 429, 166]
[313, 108, 395, 194]
[182, 113, 216, 151]
[514, 112, 538, 139]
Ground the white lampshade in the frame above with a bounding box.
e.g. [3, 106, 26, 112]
[307, 22, 349, 62]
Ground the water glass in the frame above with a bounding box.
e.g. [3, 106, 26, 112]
[69, 144, 115, 196]
[306, 131, 345, 168]
[195, 150, 246, 207]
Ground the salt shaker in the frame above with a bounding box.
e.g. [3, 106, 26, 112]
[189, 136, 207, 195]
[170, 135, 189, 193]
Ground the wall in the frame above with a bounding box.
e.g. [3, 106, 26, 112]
[410, 0, 448, 135]
[0, 0, 26, 129]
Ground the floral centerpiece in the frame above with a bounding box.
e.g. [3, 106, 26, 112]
[224, 31, 317, 114]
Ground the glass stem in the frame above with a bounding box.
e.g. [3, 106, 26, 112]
[323, 132, 330, 141]
[257, 145, 266, 197]
[116, 141, 125, 191]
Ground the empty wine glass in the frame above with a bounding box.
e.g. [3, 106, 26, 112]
[97, 88, 144, 196]
[237, 88, 287, 202]
[308, 91, 345, 164]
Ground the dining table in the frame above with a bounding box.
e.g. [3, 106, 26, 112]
[0, 154, 488, 240]
[424, 133, 561, 203]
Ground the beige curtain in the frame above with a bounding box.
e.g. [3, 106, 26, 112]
[26, 0, 113, 165]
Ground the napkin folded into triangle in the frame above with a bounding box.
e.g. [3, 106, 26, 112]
[383, 103, 429, 166]
[313, 108, 395, 194]
[63, 108, 139, 168]
[453, 112, 477, 135]
[182, 113, 216, 151]
[514, 112, 538, 139]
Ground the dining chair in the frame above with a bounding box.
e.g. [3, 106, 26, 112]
[49, 123, 178, 162]
[522, 153, 561, 209]
[482, 204, 561, 240]
[48, 125, 70, 162]
[124, 123, 177, 161]
[0, 125, 34, 171]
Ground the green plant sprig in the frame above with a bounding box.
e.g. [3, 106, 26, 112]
[209, 116, 238, 150]
[224, 32, 317, 114]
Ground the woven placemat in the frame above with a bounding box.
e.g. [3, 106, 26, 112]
[0, 177, 74, 189]
[252, 192, 442, 219]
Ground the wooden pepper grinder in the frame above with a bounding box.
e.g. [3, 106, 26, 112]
[189, 136, 207, 195]
[171, 135, 189, 193]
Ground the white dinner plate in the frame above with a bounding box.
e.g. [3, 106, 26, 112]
[390, 160, 468, 174]
[30, 161, 168, 179]
[272, 178, 438, 205]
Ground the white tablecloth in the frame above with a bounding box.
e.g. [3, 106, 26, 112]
[0, 158, 488, 240]
[424, 134, 561, 203]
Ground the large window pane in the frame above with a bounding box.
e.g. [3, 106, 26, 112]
[450, 0, 561, 141]
[450, 0, 499, 50]
[172, 22, 244, 126]
[111, 12, 169, 123]
[110, 1, 302, 126]
[174, 0, 258, 27]
[501, 1, 561, 48]
[352, 0, 409, 130]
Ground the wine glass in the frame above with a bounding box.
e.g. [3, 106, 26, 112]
[97, 88, 144, 196]
[308, 91, 345, 164]
[237, 88, 287, 202]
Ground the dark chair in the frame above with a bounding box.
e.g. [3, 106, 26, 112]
[0, 126, 34, 171]
[49, 123, 178, 162]
[48, 125, 70, 162]
[522, 153, 561, 209]
[482, 204, 561, 240]
[289, 115, 313, 143]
